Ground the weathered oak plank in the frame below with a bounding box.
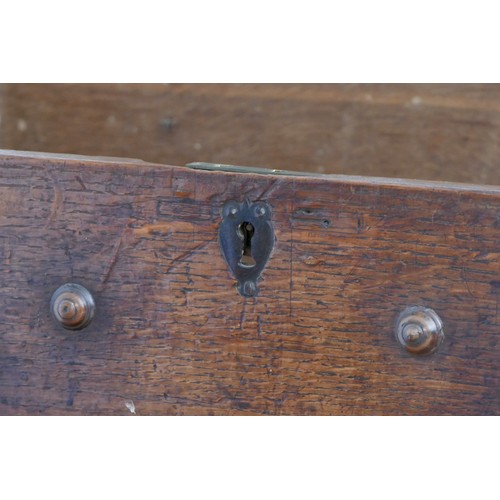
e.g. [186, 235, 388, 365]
[0, 150, 499, 415]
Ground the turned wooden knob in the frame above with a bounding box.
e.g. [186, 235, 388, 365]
[50, 283, 95, 330]
[395, 306, 444, 355]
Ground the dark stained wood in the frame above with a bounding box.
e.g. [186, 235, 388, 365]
[0, 150, 499, 415]
[2, 84, 500, 185]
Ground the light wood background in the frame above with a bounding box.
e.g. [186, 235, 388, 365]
[1, 84, 500, 185]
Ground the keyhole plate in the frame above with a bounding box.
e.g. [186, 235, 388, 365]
[219, 199, 274, 297]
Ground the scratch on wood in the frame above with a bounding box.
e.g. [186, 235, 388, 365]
[45, 168, 63, 228]
[339, 255, 364, 293]
[75, 175, 87, 190]
[462, 266, 475, 298]
[215, 382, 251, 411]
[66, 378, 79, 407]
[356, 211, 365, 233]
[239, 300, 247, 330]
[257, 178, 282, 201]
[64, 241, 74, 279]
[3, 246, 12, 268]
[100, 220, 134, 286]
[101, 236, 123, 285]
[164, 238, 216, 274]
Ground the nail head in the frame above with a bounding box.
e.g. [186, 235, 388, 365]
[50, 283, 95, 330]
[395, 306, 444, 355]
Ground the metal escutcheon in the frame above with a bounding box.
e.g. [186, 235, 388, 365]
[219, 198, 274, 297]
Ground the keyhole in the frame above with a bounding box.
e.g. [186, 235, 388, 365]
[238, 222, 256, 268]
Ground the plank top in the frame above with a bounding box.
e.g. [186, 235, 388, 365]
[0, 151, 499, 415]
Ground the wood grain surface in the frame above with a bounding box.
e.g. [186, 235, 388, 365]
[2, 84, 500, 185]
[0, 150, 499, 415]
